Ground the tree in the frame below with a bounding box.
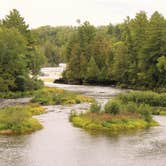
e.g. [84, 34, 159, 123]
[2, 9, 29, 37]
[85, 57, 100, 83]
[111, 41, 129, 84]
[0, 9, 44, 92]
[0, 28, 27, 91]
[62, 11, 166, 90]
[141, 11, 166, 87]
[3, 9, 45, 77]
[156, 56, 166, 85]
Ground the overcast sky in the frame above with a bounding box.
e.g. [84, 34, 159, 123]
[0, 0, 166, 28]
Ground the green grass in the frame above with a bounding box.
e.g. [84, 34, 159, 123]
[0, 90, 35, 99]
[32, 87, 94, 105]
[0, 87, 94, 106]
[25, 103, 45, 115]
[70, 112, 158, 134]
[0, 86, 94, 135]
[0, 105, 43, 135]
[70, 91, 162, 134]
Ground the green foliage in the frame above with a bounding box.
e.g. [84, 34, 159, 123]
[85, 57, 100, 83]
[104, 100, 121, 115]
[25, 103, 45, 115]
[32, 87, 94, 105]
[32, 26, 75, 66]
[2, 9, 29, 37]
[111, 41, 129, 83]
[124, 102, 138, 113]
[157, 56, 166, 72]
[0, 9, 44, 93]
[0, 27, 27, 92]
[70, 90, 161, 134]
[0, 90, 34, 99]
[90, 102, 101, 113]
[70, 113, 158, 134]
[118, 91, 166, 107]
[62, 11, 166, 90]
[137, 104, 153, 122]
[0, 105, 43, 134]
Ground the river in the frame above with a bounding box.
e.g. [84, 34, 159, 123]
[0, 67, 166, 166]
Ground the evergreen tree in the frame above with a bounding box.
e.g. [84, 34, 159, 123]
[2, 9, 29, 37]
[142, 11, 166, 87]
[85, 57, 100, 83]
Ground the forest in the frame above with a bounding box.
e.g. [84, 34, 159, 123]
[0, 9, 166, 94]
[62, 11, 166, 90]
[34, 11, 166, 91]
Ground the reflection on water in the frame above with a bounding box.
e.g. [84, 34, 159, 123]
[0, 68, 166, 166]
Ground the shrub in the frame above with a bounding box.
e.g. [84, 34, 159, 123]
[104, 100, 121, 115]
[125, 102, 138, 113]
[14, 76, 43, 91]
[118, 91, 166, 107]
[138, 104, 153, 122]
[90, 102, 101, 113]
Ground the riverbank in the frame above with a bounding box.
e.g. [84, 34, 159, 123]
[70, 91, 164, 134]
[0, 86, 94, 135]
[31, 87, 94, 105]
[1, 82, 166, 166]
[54, 78, 166, 93]
[70, 112, 158, 134]
[0, 104, 44, 135]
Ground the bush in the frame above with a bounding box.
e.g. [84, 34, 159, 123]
[90, 102, 101, 113]
[104, 100, 121, 115]
[125, 102, 138, 113]
[118, 91, 166, 107]
[138, 104, 153, 122]
[14, 76, 44, 91]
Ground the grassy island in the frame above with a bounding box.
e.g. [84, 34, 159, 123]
[70, 112, 157, 134]
[0, 105, 44, 135]
[0, 87, 94, 135]
[70, 91, 161, 134]
[31, 87, 94, 105]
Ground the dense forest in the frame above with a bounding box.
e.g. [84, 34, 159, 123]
[34, 11, 166, 90]
[0, 9, 166, 93]
[32, 26, 75, 66]
[62, 11, 166, 90]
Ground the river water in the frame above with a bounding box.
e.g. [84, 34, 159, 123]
[0, 69, 166, 166]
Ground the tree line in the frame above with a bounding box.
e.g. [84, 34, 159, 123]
[62, 11, 166, 90]
[1, 9, 166, 92]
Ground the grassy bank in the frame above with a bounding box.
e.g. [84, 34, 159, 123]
[117, 91, 166, 115]
[70, 112, 157, 134]
[70, 91, 160, 134]
[0, 105, 44, 135]
[0, 86, 94, 135]
[32, 87, 94, 105]
[0, 87, 94, 105]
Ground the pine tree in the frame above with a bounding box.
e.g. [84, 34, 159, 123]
[85, 57, 100, 83]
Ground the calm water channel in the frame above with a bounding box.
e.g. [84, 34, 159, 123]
[0, 68, 166, 166]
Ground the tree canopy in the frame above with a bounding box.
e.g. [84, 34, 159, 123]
[0, 9, 44, 92]
[63, 11, 166, 90]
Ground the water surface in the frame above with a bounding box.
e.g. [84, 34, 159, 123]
[0, 69, 166, 166]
